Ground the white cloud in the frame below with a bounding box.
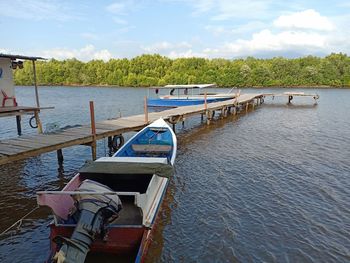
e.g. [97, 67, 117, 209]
[204, 25, 226, 36]
[201, 9, 343, 58]
[190, 0, 215, 15]
[187, 0, 271, 20]
[80, 33, 99, 40]
[105, 1, 141, 28]
[106, 2, 127, 14]
[220, 29, 327, 56]
[203, 28, 332, 58]
[113, 17, 128, 25]
[274, 9, 334, 31]
[0, 48, 10, 54]
[0, 0, 77, 21]
[205, 21, 267, 36]
[142, 41, 192, 53]
[168, 49, 208, 58]
[40, 45, 112, 61]
[141, 41, 208, 58]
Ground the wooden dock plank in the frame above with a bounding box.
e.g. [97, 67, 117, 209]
[0, 144, 33, 155]
[0, 142, 35, 150]
[0, 139, 52, 148]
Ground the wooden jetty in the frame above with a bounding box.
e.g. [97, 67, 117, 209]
[0, 93, 264, 166]
[264, 91, 319, 104]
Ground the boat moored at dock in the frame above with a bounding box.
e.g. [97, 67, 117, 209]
[147, 84, 237, 107]
[37, 118, 177, 262]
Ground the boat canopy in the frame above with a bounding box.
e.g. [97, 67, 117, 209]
[0, 53, 46, 61]
[79, 159, 174, 178]
[153, 84, 216, 89]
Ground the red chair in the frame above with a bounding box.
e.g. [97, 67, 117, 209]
[1, 89, 17, 107]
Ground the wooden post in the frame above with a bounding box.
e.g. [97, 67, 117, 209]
[204, 92, 209, 124]
[108, 136, 113, 148]
[246, 102, 249, 112]
[206, 118, 211, 125]
[32, 60, 40, 108]
[15, 115, 22, 136]
[221, 107, 227, 118]
[144, 96, 148, 123]
[34, 110, 43, 133]
[206, 110, 213, 125]
[57, 149, 64, 163]
[32, 60, 43, 134]
[252, 100, 255, 109]
[90, 101, 97, 161]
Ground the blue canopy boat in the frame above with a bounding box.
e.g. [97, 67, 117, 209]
[147, 84, 236, 107]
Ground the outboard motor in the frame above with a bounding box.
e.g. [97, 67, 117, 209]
[53, 180, 122, 263]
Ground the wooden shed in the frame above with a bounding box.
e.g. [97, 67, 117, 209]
[0, 54, 50, 135]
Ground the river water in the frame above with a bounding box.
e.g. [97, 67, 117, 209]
[0, 86, 349, 263]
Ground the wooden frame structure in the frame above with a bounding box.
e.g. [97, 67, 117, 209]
[0, 53, 49, 135]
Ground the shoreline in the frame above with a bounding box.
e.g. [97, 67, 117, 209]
[15, 84, 350, 89]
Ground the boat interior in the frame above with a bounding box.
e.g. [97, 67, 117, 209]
[67, 172, 154, 226]
[116, 127, 173, 159]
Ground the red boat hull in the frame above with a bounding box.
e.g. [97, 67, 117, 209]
[49, 225, 144, 259]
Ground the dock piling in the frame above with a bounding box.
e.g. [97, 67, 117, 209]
[34, 111, 43, 133]
[144, 96, 149, 123]
[89, 101, 97, 161]
[57, 149, 64, 163]
[16, 115, 22, 136]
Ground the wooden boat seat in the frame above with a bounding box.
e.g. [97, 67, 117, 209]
[132, 144, 172, 154]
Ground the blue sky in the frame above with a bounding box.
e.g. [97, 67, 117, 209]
[1, 0, 350, 61]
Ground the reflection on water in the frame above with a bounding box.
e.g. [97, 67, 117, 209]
[1, 87, 350, 263]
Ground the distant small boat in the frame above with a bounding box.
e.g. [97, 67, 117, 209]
[147, 84, 237, 107]
[37, 118, 176, 263]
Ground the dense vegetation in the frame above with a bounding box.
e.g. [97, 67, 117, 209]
[14, 53, 350, 87]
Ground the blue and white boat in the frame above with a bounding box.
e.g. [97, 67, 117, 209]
[147, 84, 236, 107]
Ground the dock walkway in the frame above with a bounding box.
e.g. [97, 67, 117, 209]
[0, 93, 263, 165]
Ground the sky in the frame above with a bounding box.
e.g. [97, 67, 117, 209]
[0, 0, 350, 61]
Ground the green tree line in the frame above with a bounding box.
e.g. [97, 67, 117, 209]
[14, 53, 350, 87]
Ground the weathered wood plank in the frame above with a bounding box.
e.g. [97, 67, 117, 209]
[0, 144, 32, 155]
[0, 139, 51, 148]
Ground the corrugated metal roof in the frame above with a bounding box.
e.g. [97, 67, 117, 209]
[0, 53, 46, 61]
[163, 84, 216, 89]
